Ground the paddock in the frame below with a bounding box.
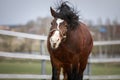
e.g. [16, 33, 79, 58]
[0, 30, 120, 80]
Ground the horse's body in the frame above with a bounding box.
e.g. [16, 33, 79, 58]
[47, 2, 93, 80]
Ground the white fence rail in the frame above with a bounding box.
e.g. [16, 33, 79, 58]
[94, 40, 120, 46]
[0, 30, 120, 80]
[0, 30, 47, 40]
[0, 74, 120, 80]
[0, 74, 52, 79]
[0, 52, 50, 60]
[0, 30, 120, 46]
[0, 52, 120, 63]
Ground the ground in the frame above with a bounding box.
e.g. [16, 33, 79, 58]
[0, 59, 120, 80]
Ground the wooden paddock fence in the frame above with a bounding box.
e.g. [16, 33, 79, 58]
[0, 30, 120, 80]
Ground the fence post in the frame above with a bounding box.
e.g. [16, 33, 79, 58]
[40, 40, 46, 76]
[87, 55, 92, 80]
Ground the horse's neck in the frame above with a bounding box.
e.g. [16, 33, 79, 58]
[63, 28, 82, 53]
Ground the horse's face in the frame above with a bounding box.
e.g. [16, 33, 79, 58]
[50, 18, 68, 49]
[49, 8, 68, 49]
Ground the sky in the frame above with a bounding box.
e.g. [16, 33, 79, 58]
[0, 0, 120, 25]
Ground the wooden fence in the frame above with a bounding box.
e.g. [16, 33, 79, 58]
[0, 30, 120, 80]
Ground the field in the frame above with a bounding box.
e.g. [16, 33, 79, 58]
[0, 59, 52, 74]
[0, 59, 120, 80]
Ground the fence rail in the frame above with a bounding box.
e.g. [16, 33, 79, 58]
[0, 30, 47, 40]
[0, 52, 120, 63]
[0, 74, 120, 80]
[0, 30, 120, 80]
[0, 52, 50, 60]
[0, 30, 120, 46]
[0, 74, 51, 79]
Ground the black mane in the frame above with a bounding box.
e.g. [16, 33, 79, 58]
[55, 1, 79, 30]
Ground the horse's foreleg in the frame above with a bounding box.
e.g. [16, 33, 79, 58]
[66, 64, 83, 80]
[77, 74, 83, 80]
[67, 69, 83, 80]
[52, 66, 61, 80]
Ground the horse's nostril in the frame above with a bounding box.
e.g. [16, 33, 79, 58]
[53, 43, 56, 48]
[57, 38, 60, 41]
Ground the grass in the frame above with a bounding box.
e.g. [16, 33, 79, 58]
[91, 63, 120, 75]
[0, 59, 120, 80]
[0, 60, 52, 74]
[0, 61, 40, 74]
[0, 60, 120, 75]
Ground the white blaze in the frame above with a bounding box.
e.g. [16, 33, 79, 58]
[56, 18, 64, 30]
[50, 18, 64, 49]
[50, 31, 61, 48]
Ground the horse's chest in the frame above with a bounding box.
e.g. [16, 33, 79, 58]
[51, 49, 76, 63]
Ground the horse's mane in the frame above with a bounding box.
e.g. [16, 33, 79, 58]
[55, 1, 79, 30]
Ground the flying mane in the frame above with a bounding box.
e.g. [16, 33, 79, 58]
[55, 1, 79, 30]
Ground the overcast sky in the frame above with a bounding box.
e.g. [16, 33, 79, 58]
[0, 0, 120, 25]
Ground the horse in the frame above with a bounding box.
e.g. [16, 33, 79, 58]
[47, 1, 93, 80]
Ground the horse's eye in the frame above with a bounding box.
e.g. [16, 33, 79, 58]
[65, 24, 68, 27]
[64, 22, 67, 27]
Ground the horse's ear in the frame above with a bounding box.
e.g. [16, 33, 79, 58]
[50, 7, 57, 17]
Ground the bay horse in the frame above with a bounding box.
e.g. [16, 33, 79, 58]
[47, 2, 93, 80]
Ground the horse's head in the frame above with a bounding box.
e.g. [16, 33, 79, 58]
[49, 2, 79, 49]
[49, 7, 68, 49]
